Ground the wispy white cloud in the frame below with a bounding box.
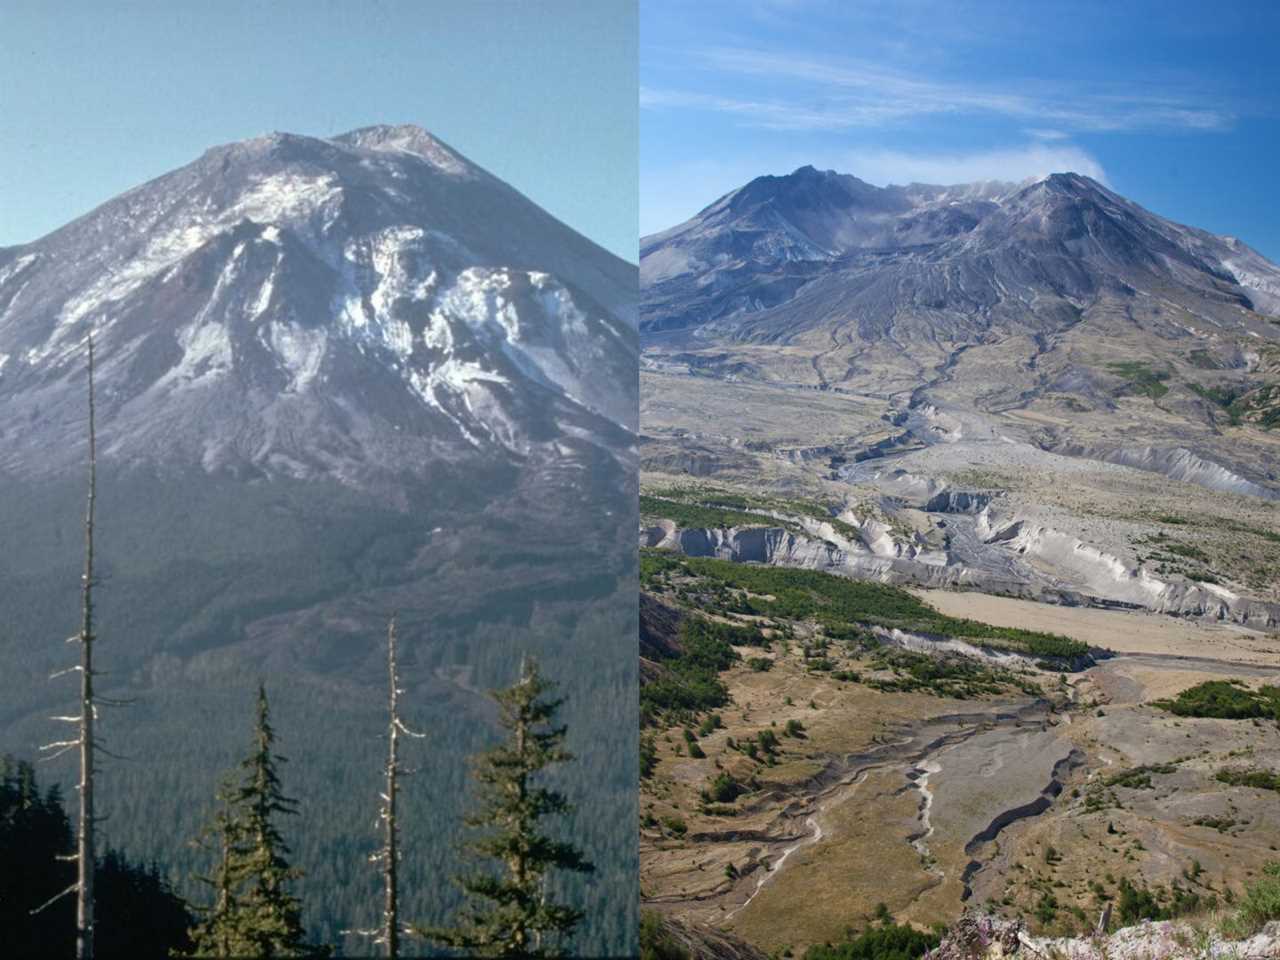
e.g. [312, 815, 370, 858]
[842, 143, 1108, 188]
[1026, 128, 1070, 141]
[640, 86, 911, 128]
[643, 47, 1233, 133]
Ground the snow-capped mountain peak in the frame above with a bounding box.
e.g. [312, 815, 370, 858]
[0, 126, 637, 483]
[331, 123, 478, 178]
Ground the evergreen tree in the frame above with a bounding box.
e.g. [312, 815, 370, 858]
[184, 685, 327, 958]
[95, 850, 192, 958]
[416, 656, 594, 957]
[1, 755, 75, 956]
[1, 755, 192, 959]
[184, 778, 244, 957]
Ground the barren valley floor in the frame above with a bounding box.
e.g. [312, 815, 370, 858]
[639, 366, 1280, 954]
[642, 585, 1280, 953]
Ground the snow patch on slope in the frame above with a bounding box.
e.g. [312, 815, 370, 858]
[0, 254, 39, 287]
[267, 321, 327, 391]
[55, 173, 342, 337]
[152, 246, 245, 390]
[1222, 256, 1280, 314]
[437, 268, 595, 407]
[235, 172, 342, 232]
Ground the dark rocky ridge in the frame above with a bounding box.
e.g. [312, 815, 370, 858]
[642, 168, 1279, 340]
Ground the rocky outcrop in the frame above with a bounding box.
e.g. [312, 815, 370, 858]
[644, 522, 857, 569]
[640, 518, 1038, 600]
[642, 504, 1280, 630]
[1049, 444, 1280, 501]
[640, 593, 685, 666]
[925, 490, 995, 514]
[925, 911, 1280, 959]
[976, 507, 1280, 627]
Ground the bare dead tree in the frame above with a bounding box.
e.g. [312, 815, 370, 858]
[76, 329, 98, 960]
[73, 329, 99, 960]
[381, 615, 426, 958]
[36, 331, 100, 959]
[347, 614, 424, 958]
[382, 615, 403, 958]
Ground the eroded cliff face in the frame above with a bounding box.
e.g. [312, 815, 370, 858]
[975, 507, 1280, 626]
[641, 497, 1280, 629]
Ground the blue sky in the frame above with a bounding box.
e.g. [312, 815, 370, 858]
[0, 0, 637, 261]
[641, 0, 1280, 260]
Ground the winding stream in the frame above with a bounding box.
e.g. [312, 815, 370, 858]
[717, 698, 1070, 920]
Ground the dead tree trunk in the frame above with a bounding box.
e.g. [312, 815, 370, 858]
[37, 334, 99, 951]
[344, 615, 424, 955]
[379, 614, 423, 958]
[383, 615, 400, 960]
[77, 330, 97, 960]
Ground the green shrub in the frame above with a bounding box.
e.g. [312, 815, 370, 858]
[641, 552, 1087, 660]
[661, 816, 687, 837]
[704, 772, 745, 804]
[641, 735, 657, 779]
[1035, 891, 1059, 925]
[1106, 360, 1171, 400]
[1216, 768, 1280, 791]
[639, 495, 801, 536]
[803, 921, 939, 959]
[1116, 877, 1161, 923]
[1222, 862, 1280, 938]
[1105, 764, 1176, 790]
[1111, 876, 1208, 926]
[1154, 680, 1280, 720]
[757, 729, 779, 754]
[640, 615, 744, 722]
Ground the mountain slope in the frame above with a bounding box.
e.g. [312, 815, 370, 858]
[0, 125, 635, 484]
[643, 168, 1280, 329]
[642, 167, 1280, 496]
[0, 125, 638, 953]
